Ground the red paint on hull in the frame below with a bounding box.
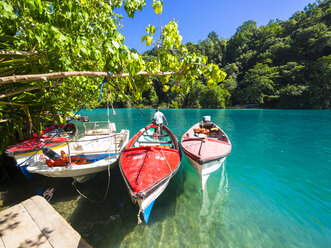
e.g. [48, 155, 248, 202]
[120, 124, 181, 196]
[5, 124, 77, 156]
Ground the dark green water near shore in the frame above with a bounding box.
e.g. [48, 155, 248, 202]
[1, 109, 330, 247]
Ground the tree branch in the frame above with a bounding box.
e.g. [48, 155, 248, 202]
[0, 63, 206, 85]
[0, 50, 39, 57]
[0, 82, 63, 99]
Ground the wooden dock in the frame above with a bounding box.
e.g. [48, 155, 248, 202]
[0, 195, 90, 248]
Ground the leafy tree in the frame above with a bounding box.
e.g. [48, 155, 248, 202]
[240, 63, 279, 105]
[197, 31, 226, 66]
[225, 20, 258, 65]
[309, 55, 331, 108]
[0, 0, 226, 153]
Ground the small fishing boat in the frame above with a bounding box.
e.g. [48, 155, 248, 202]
[119, 124, 181, 224]
[181, 116, 231, 190]
[5, 123, 78, 180]
[28, 122, 129, 182]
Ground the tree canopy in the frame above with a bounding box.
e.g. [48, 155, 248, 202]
[0, 0, 226, 152]
[133, 0, 329, 110]
[190, 0, 330, 109]
[1, 0, 330, 154]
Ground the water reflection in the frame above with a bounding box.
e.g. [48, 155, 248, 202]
[199, 163, 229, 247]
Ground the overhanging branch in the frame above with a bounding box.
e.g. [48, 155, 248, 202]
[0, 82, 63, 99]
[0, 63, 206, 85]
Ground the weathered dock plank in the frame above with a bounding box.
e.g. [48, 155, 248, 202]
[0, 195, 90, 248]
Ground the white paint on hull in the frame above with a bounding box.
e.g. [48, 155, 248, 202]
[186, 155, 227, 191]
[27, 155, 119, 178]
[137, 179, 170, 212]
[27, 129, 129, 180]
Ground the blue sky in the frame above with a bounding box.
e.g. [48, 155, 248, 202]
[116, 0, 314, 53]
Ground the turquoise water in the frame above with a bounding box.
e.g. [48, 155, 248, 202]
[63, 108, 331, 248]
[3, 109, 328, 247]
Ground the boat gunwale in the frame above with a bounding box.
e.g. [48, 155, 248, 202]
[120, 123, 181, 199]
[119, 161, 180, 200]
[181, 121, 232, 165]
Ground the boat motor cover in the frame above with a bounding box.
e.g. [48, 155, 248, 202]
[199, 122, 215, 129]
[42, 148, 61, 160]
[203, 116, 211, 122]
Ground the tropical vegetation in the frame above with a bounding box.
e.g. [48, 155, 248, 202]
[0, 0, 330, 159]
[136, 0, 330, 109]
[0, 0, 225, 155]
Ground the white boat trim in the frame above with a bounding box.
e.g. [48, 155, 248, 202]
[185, 148, 228, 191]
[27, 128, 129, 180]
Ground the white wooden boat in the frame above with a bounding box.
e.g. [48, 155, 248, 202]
[181, 116, 231, 190]
[28, 122, 129, 182]
[5, 123, 78, 180]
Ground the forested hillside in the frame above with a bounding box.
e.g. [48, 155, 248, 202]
[130, 0, 330, 109]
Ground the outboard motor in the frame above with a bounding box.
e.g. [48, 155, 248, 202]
[203, 116, 211, 122]
[200, 116, 214, 129]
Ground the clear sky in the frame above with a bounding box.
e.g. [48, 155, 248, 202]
[117, 0, 315, 53]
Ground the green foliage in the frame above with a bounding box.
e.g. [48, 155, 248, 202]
[0, 0, 226, 154]
[189, 0, 331, 109]
[240, 63, 279, 104]
[309, 55, 331, 108]
[183, 81, 230, 108]
[152, 0, 163, 15]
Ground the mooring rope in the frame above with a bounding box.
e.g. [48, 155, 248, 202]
[108, 81, 183, 139]
[72, 162, 112, 203]
[108, 81, 153, 122]
[17, 73, 112, 167]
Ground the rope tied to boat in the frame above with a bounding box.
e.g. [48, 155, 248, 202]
[16, 72, 113, 167]
[72, 161, 112, 203]
[160, 146, 172, 174]
[108, 81, 153, 123]
[137, 208, 143, 224]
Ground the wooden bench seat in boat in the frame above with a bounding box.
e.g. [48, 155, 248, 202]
[138, 140, 172, 144]
[85, 129, 113, 135]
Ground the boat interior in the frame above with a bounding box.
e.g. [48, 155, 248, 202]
[68, 126, 129, 155]
[191, 122, 228, 143]
[133, 127, 174, 149]
[83, 121, 116, 136]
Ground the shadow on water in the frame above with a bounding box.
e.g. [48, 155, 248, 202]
[0, 173, 77, 212]
[1, 160, 188, 247]
[67, 163, 187, 247]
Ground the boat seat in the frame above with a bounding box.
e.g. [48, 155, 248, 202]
[199, 122, 215, 129]
[143, 134, 169, 137]
[138, 141, 172, 144]
[85, 129, 112, 135]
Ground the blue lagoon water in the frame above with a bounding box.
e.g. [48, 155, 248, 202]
[55, 109, 331, 247]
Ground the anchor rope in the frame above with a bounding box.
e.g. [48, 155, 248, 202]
[71, 73, 114, 203]
[108, 81, 183, 139]
[17, 72, 112, 167]
[72, 162, 112, 203]
[160, 146, 172, 174]
[108, 81, 153, 122]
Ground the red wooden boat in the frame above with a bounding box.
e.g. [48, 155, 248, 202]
[5, 123, 77, 157]
[119, 124, 181, 224]
[181, 116, 231, 190]
[5, 123, 77, 180]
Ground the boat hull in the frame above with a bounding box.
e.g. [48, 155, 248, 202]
[119, 124, 181, 223]
[181, 120, 231, 190]
[28, 154, 119, 178]
[28, 129, 130, 182]
[186, 154, 227, 190]
[5, 123, 78, 180]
